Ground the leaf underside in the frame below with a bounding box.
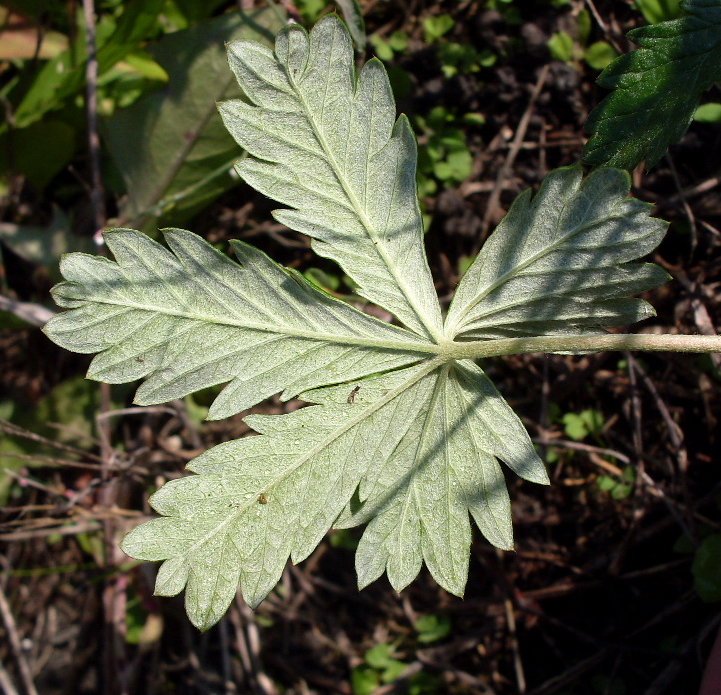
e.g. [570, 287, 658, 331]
[218, 16, 444, 341]
[583, 0, 721, 170]
[44, 16, 670, 630]
[446, 166, 669, 340]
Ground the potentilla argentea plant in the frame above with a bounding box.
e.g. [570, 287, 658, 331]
[43, 16, 721, 631]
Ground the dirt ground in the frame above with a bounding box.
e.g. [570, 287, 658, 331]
[1, 1, 721, 694]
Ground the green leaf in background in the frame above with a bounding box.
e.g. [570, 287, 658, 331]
[584, 41, 618, 70]
[12, 0, 166, 129]
[548, 31, 574, 62]
[351, 666, 380, 695]
[335, 0, 366, 52]
[597, 466, 635, 500]
[437, 41, 496, 77]
[106, 8, 283, 231]
[370, 31, 409, 61]
[578, 9, 592, 45]
[121, 50, 169, 81]
[695, 102, 721, 122]
[422, 14, 455, 44]
[0, 207, 96, 278]
[635, 0, 684, 24]
[295, 0, 327, 24]
[692, 533, 721, 602]
[414, 614, 451, 643]
[583, 0, 721, 170]
[433, 148, 472, 182]
[171, 0, 234, 25]
[364, 643, 407, 682]
[0, 378, 131, 503]
[0, 120, 76, 191]
[562, 408, 604, 441]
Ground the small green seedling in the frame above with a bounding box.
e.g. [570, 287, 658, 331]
[548, 31, 575, 62]
[584, 41, 618, 70]
[597, 466, 636, 500]
[692, 533, 721, 603]
[415, 107, 476, 195]
[352, 643, 407, 695]
[695, 102, 721, 123]
[351, 642, 440, 695]
[562, 408, 604, 442]
[422, 14, 455, 44]
[548, 29, 618, 70]
[369, 30, 409, 61]
[437, 41, 496, 78]
[414, 614, 451, 643]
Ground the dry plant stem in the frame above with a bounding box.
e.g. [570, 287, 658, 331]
[0, 418, 100, 461]
[82, 0, 105, 237]
[628, 354, 698, 547]
[625, 351, 644, 459]
[659, 260, 721, 370]
[82, 1, 125, 691]
[656, 174, 721, 209]
[217, 618, 233, 692]
[584, 0, 624, 54]
[0, 452, 103, 470]
[0, 586, 38, 695]
[479, 65, 549, 240]
[537, 438, 631, 465]
[0, 295, 55, 327]
[0, 663, 21, 695]
[231, 598, 278, 695]
[505, 595, 526, 693]
[628, 354, 686, 454]
[0, 522, 103, 543]
[96, 406, 178, 421]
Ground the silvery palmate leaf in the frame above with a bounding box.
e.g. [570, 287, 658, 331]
[44, 17, 669, 630]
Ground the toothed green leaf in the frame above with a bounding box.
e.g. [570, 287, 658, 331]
[43, 16, 675, 632]
[446, 167, 669, 341]
[218, 17, 443, 342]
[121, 360, 545, 628]
[583, 0, 721, 169]
[44, 228, 431, 419]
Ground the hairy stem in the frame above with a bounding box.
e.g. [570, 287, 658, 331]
[442, 333, 721, 360]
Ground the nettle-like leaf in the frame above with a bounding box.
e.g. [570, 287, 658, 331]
[583, 0, 721, 170]
[44, 17, 670, 630]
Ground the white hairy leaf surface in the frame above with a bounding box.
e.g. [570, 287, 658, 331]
[121, 360, 547, 628]
[43, 17, 673, 631]
[44, 228, 432, 420]
[218, 16, 444, 341]
[445, 166, 669, 340]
